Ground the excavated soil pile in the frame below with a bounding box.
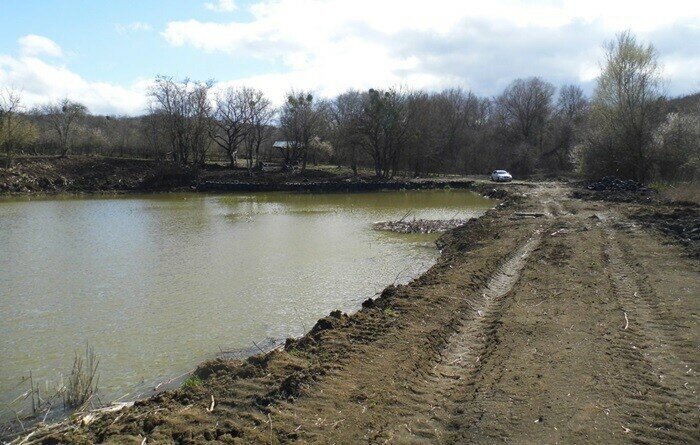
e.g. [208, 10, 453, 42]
[572, 176, 658, 203]
[586, 176, 651, 193]
[0, 157, 194, 194]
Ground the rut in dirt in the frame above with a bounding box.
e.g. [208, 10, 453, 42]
[600, 216, 699, 444]
[389, 226, 545, 443]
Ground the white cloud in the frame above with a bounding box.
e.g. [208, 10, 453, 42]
[0, 53, 150, 115]
[204, 0, 237, 12]
[115, 22, 153, 33]
[18, 35, 63, 58]
[163, 0, 700, 101]
[3, 1, 698, 115]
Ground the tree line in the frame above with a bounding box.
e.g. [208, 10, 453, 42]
[1, 31, 698, 182]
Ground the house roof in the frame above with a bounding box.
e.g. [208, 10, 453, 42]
[273, 140, 302, 148]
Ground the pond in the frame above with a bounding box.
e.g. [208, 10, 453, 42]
[0, 189, 492, 417]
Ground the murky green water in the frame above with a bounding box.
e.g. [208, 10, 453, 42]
[0, 190, 491, 415]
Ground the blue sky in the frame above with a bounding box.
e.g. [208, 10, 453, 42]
[0, 0, 271, 84]
[1, 0, 698, 115]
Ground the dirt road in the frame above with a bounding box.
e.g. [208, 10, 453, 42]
[11, 182, 698, 444]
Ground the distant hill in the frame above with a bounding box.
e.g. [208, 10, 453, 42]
[667, 92, 700, 113]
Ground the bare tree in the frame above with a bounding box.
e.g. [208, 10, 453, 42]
[495, 77, 555, 173]
[356, 88, 410, 178]
[280, 91, 321, 172]
[431, 89, 467, 172]
[41, 99, 87, 157]
[141, 112, 166, 160]
[242, 88, 274, 171]
[0, 89, 24, 165]
[210, 87, 249, 168]
[187, 81, 213, 166]
[404, 90, 439, 176]
[651, 112, 700, 181]
[329, 90, 363, 175]
[585, 31, 665, 181]
[544, 84, 589, 171]
[148, 76, 213, 165]
[496, 78, 554, 144]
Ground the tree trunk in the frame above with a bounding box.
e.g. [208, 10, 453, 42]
[351, 147, 357, 176]
[227, 149, 236, 169]
[301, 148, 308, 173]
[4, 145, 13, 168]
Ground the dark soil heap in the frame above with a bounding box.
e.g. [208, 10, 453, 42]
[0, 157, 195, 194]
[586, 176, 652, 193]
[572, 176, 658, 203]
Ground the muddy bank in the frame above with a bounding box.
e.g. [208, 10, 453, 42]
[0, 157, 196, 195]
[197, 179, 478, 193]
[0, 157, 511, 197]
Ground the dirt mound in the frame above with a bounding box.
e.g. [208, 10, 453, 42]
[0, 157, 195, 194]
[572, 176, 658, 203]
[586, 176, 651, 193]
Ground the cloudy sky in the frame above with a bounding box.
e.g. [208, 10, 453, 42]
[1, 0, 698, 115]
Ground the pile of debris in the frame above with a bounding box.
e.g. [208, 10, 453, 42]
[573, 176, 659, 203]
[373, 218, 468, 234]
[586, 176, 652, 193]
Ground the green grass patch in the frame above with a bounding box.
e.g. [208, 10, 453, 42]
[181, 375, 203, 390]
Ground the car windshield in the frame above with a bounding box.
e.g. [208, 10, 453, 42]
[495, 170, 507, 174]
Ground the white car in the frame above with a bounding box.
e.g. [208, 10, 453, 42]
[490, 170, 513, 182]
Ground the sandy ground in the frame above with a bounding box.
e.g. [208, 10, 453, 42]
[6, 182, 698, 444]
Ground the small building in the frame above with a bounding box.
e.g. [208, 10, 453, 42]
[273, 140, 303, 150]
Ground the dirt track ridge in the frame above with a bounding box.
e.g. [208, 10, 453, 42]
[600, 216, 699, 444]
[389, 226, 545, 443]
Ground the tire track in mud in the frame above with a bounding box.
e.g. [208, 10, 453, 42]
[599, 216, 699, 444]
[388, 226, 545, 443]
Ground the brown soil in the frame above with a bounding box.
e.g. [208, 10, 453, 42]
[0, 157, 197, 194]
[0, 157, 490, 196]
[6, 182, 699, 445]
[630, 205, 700, 258]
